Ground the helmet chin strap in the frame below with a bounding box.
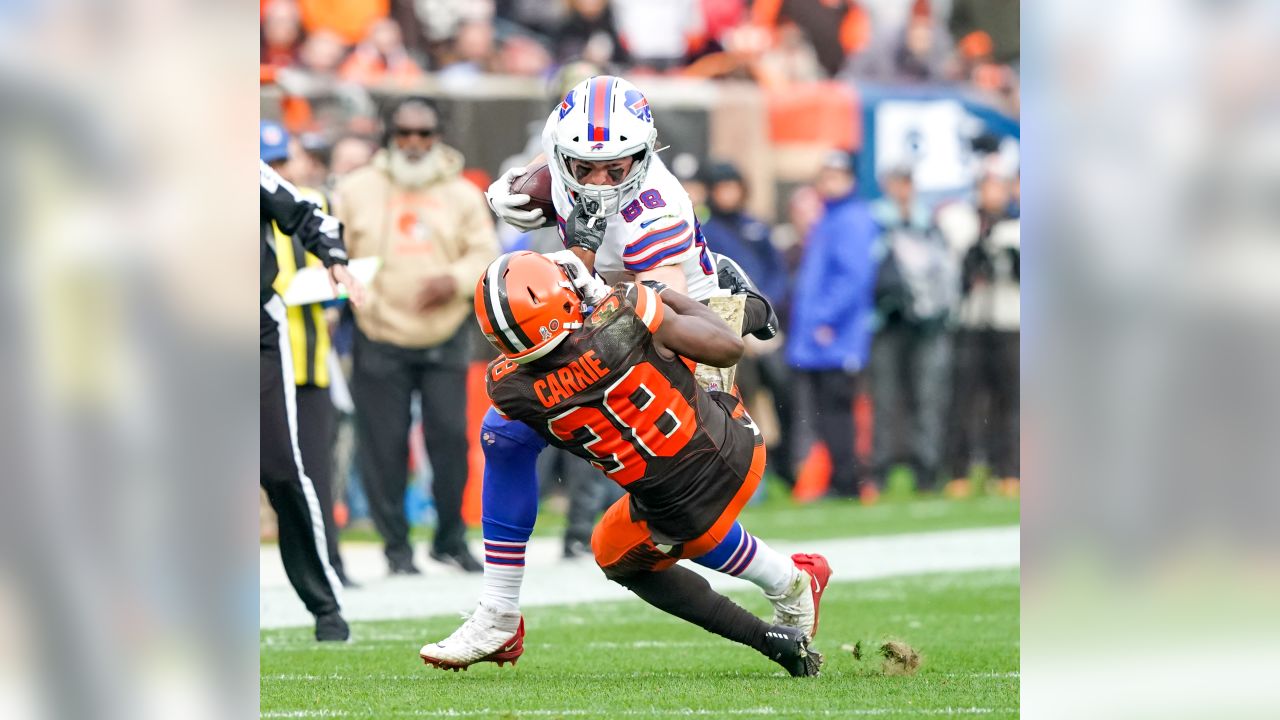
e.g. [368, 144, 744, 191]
[577, 192, 616, 221]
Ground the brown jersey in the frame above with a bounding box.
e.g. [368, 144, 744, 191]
[486, 282, 762, 544]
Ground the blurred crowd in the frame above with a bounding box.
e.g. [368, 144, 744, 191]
[261, 0, 1019, 111]
[260, 0, 1021, 571]
[642, 148, 1020, 504]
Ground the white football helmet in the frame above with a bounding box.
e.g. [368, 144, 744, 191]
[551, 75, 657, 219]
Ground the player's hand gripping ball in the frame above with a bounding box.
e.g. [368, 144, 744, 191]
[486, 162, 554, 232]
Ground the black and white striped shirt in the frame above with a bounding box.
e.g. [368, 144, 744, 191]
[259, 160, 348, 309]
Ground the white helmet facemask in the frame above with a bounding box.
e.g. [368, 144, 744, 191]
[552, 75, 658, 220]
[555, 146, 652, 218]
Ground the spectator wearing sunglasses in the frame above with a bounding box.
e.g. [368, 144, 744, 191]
[333, 97, 499, 575]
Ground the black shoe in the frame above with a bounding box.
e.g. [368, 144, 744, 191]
[563, 539, 591, 559]
[315, 612, 350, 642]
[389, 560, 422, 576]
[716, 254, 779, 340]
[760, 625, 823, 677]
[430, 546, 483, 573]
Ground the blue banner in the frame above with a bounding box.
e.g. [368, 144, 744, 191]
[853, 83, 1020, 204]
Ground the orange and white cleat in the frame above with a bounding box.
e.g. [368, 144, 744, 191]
[766, 553, 833, 639]
[419, 604, 524, 671]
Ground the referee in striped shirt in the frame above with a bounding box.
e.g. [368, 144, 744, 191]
[261, 159, 366, 641]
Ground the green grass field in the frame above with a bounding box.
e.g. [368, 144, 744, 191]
[261, 568, 1019, 719]
[332, 477, 1020, 546]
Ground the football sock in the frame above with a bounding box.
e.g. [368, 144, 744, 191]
[477, 409, 547, 613]
[693, 521, 799, 596]
[613, 564, 769, 652]
[479, 541, 525, 613]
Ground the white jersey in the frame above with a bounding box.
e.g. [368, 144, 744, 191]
[540, 112, 720, 301]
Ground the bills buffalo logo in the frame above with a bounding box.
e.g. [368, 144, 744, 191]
[558, 90, 576, 120]
[590, 142, 605, 151]
[623, 90, 651, 122]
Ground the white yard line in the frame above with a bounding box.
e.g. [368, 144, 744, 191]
[262, 672, 1018, 682]
[262, 708, 1018, 718]
[261, 526, 1019, 630]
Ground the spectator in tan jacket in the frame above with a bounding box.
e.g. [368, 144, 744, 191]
[334, 96, 499, 575]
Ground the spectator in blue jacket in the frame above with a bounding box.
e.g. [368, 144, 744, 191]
[700, 161, 798, 486]
[787, 151, 881, 499]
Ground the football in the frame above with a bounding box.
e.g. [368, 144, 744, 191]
[509, 161, 555, 226]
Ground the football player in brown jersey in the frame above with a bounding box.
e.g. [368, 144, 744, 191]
[420, 252, 830, 676]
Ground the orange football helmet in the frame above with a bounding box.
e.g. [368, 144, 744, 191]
[475, 251, 584, 363]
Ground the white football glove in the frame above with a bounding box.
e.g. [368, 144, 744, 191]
[544, 249, 610, 305]
[485, 166, 545, 232]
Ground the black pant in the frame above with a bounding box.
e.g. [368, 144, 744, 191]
[261, 297, 341, 617]
[352, 325, 470, 567]
[736, 349, 798, 486]
[294, 384, 347, 582]
[870, 325, 952, 491]
[947, 329, 1020, 479]
[802, 369, 863, 495]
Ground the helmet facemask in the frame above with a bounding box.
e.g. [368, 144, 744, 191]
[554, 145, 652, 219]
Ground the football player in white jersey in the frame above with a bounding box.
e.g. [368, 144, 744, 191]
[419, 77, 811, 672]
[487, 75, 740, 307]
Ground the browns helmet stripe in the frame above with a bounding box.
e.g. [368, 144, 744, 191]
[484, 253, 539, 353]
[495, 254, 538, 350]
[481, 257, 521, 354]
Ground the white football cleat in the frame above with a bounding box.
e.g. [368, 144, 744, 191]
[419, 603, 525, 671]
[765, 553, 833, 639]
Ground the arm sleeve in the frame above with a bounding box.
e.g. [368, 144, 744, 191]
[260, 160, 348, 267]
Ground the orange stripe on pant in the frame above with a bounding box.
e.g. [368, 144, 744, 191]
[590, 440, 766, 577]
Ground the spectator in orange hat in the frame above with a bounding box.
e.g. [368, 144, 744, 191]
[954, 30, 1018, 111]
[339, 18, 424, 85]
[948, 0, 1018, 65]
